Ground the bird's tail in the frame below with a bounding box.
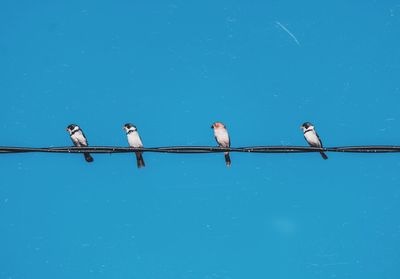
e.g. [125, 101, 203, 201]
[135, 152, 145, 168]
[224, 152, 231, 167]
[84, 153, 94, 162]
[320, 152, 328, 160]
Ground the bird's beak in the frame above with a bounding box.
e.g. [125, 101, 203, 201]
[299, 126, 303, 130]
[122, 126, 125, 130]
[66, 128, 69, 131]
[210, 125, 214, 129]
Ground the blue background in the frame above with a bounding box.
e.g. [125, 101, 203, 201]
[1, 0, 400, 278]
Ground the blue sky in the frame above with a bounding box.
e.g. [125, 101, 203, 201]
[1, 0, 400, 278]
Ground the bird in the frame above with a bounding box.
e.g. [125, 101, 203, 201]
[300, 122, 328, 160]
[211, 122, 231, 167]
[123, 123, 145, 168]
[66, 124, 94, 162]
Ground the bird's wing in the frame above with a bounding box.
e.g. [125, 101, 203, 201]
[79, 131, 89, 146]
[138, 134, 144, 147]
[316, 132, 323, 147]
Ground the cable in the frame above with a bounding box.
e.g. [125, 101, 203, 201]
[0, 146, 400, 154]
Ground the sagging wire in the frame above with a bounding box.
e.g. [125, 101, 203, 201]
[0, 146, 400, 154]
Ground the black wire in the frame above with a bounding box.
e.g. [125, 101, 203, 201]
[0, 146, 400, 154]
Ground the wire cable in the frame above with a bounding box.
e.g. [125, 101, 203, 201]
[1, 146, 400, 154]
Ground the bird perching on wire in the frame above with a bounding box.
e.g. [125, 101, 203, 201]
[211, 122, 231, 167]
[66, 124, 94, 162]
[123, 123, 145, 168]
[300, 122, 328, 160]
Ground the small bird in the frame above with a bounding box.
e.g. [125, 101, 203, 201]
[300, 122, 328, 160]
[211, 122, 231, 167]
[66, 124, 94, 162]
[123, 123, 145, 168]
